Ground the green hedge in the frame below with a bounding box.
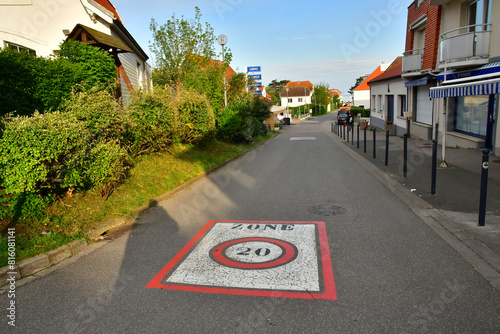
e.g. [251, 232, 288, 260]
[0, 41, 116, 117]
[350, 106, 370, 117]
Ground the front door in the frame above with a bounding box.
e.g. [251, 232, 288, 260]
[387, 95, 394, 123]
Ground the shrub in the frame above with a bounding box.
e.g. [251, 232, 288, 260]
[0, 41, 116, 117]
[0, 112, 89, 195]
[176, 89, 215, 143]
[217, 99, 248, 142]
[125, 88, 178, 156]
[85, 141, 128, 199]
[63, 87, 126, 143]
[350, 106, 370, 117]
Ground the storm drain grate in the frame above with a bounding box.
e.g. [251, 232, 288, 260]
[308, 205, 346, 216]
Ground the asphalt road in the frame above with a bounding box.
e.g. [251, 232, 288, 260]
[2, 113, 500, 333]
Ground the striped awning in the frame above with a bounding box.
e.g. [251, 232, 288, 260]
[429, 78, 500, 99]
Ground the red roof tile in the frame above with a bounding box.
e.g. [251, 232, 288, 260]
[94, 0, 122, 22]
[354, 67, 385, 91]
[284, 81, 314, 89]
[368, 57, 402, 84]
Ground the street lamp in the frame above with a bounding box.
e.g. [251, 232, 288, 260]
[217, 34, 228, 107]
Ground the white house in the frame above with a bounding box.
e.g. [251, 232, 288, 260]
[0, 0, 152, 104]
[279, 86, 313, 109]
[368, 57, 407, 136]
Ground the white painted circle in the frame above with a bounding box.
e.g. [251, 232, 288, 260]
[225, 241, 283, 263]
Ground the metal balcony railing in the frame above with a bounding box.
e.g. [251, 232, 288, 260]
[402, 48, 424, 73]
[440, 24, 492, 64]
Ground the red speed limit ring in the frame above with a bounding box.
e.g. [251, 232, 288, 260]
[146, 220, 336, 300]
[211, 237, 298, 270]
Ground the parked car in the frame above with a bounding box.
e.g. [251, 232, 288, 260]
[337, 106, 350, 125]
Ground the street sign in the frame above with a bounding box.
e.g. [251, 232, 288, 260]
[251, 90, 262, 96]
[251, 82, 262, 88]
[146, 220, 336, 300]
[248, 74, 262, 80]
[247, 66, 261, 72]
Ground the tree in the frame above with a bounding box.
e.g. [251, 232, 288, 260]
[312, 83, 332, 110]
[348, 76, 364, 95]
[266, 79, 290, 104]
[149, 7, 230, 89]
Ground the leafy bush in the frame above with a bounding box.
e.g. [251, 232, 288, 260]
[85, 141, 128, 199]
[0, 112, 89, 195]
[217, 99, 247, 142]
[176, 89, 215, 143]
[126, 88, 178, 156]
[56, 40, 116, 91]
[63, 87, 126, 143]
[0, 41, 116, 117]
[350, 106, 370, 117]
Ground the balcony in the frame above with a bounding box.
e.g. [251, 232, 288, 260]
[402, 48, 424, 77]
[439, 24, 491, 69]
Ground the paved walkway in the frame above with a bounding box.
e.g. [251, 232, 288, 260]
[327, 120, 500, 288]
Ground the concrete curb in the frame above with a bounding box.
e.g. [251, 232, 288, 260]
[0, 134, 279, 292]
[329, 129, 500, 290]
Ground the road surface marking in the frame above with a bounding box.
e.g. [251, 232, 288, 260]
[146, 220, 336, 300]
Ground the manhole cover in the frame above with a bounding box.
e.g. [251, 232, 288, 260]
[308, 205, 346, 216]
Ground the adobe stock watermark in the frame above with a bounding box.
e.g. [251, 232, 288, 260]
[340, 0, 405, 61]
[21, 0, 72, 37]
[213, 0, 244, 21]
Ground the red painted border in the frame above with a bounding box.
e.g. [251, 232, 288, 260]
[212, 237, 296, 269]
[145, 220, 336, 300]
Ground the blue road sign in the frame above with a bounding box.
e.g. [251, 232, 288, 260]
[247, 66, 261, 72]
[248, 74, 262, 80]
[251, 90, 262, 96]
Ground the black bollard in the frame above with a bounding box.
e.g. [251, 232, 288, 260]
[373, 129, 376, 159]
[343, 124, 346, 140]
[403, 133, 408, 177]
[431, 139, 437, 195]
[385, 130, 389, 166]
[351, 125, 354, 145]
[478, 148, 490, 226]
[357, 125, 360, 149]
[347, 125, 350, 143]
[331, 122, 333, 133]
[364, 127, 367, 153]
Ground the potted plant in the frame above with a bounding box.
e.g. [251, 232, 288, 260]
[274, 123, 280, 131]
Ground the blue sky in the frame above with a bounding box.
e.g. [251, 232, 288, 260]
[115, 0, 410, 98]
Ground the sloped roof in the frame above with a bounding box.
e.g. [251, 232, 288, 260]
[279, 86, 312, 98]
[284, 81, 314, 89]
[354, 66, 385, 91]
[329, 88, 342, 96]
[368, 57, 403, 85]
[67, 24, 132, 52]
[94, 0, 122, 23]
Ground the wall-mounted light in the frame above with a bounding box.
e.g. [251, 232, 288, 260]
[62, 29, 70, 35]
[387, 84, 390, 93]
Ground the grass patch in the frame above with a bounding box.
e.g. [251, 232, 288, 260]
[0, 135, 275, 267]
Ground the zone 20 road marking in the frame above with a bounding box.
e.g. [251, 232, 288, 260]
[146, 220, 336, 300]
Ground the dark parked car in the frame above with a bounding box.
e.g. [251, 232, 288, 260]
[337, 106, 351, 125]
[337, 112, 348, 125]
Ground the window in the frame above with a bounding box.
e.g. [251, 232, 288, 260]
[455, 95, 488, 137]
[399, 95, 407, 117]
[298, 98, 303, 103]
[372, 95, 376, 111]
[4, 41, 36, 55]
[468, 0, 491, 32]
[417, 0, 426, 7]
[288, 98, 292, 103]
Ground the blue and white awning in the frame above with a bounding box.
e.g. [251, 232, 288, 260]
[429, 78, 500, 99]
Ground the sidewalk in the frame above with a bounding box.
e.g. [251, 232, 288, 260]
[332, 124, 500, 287]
